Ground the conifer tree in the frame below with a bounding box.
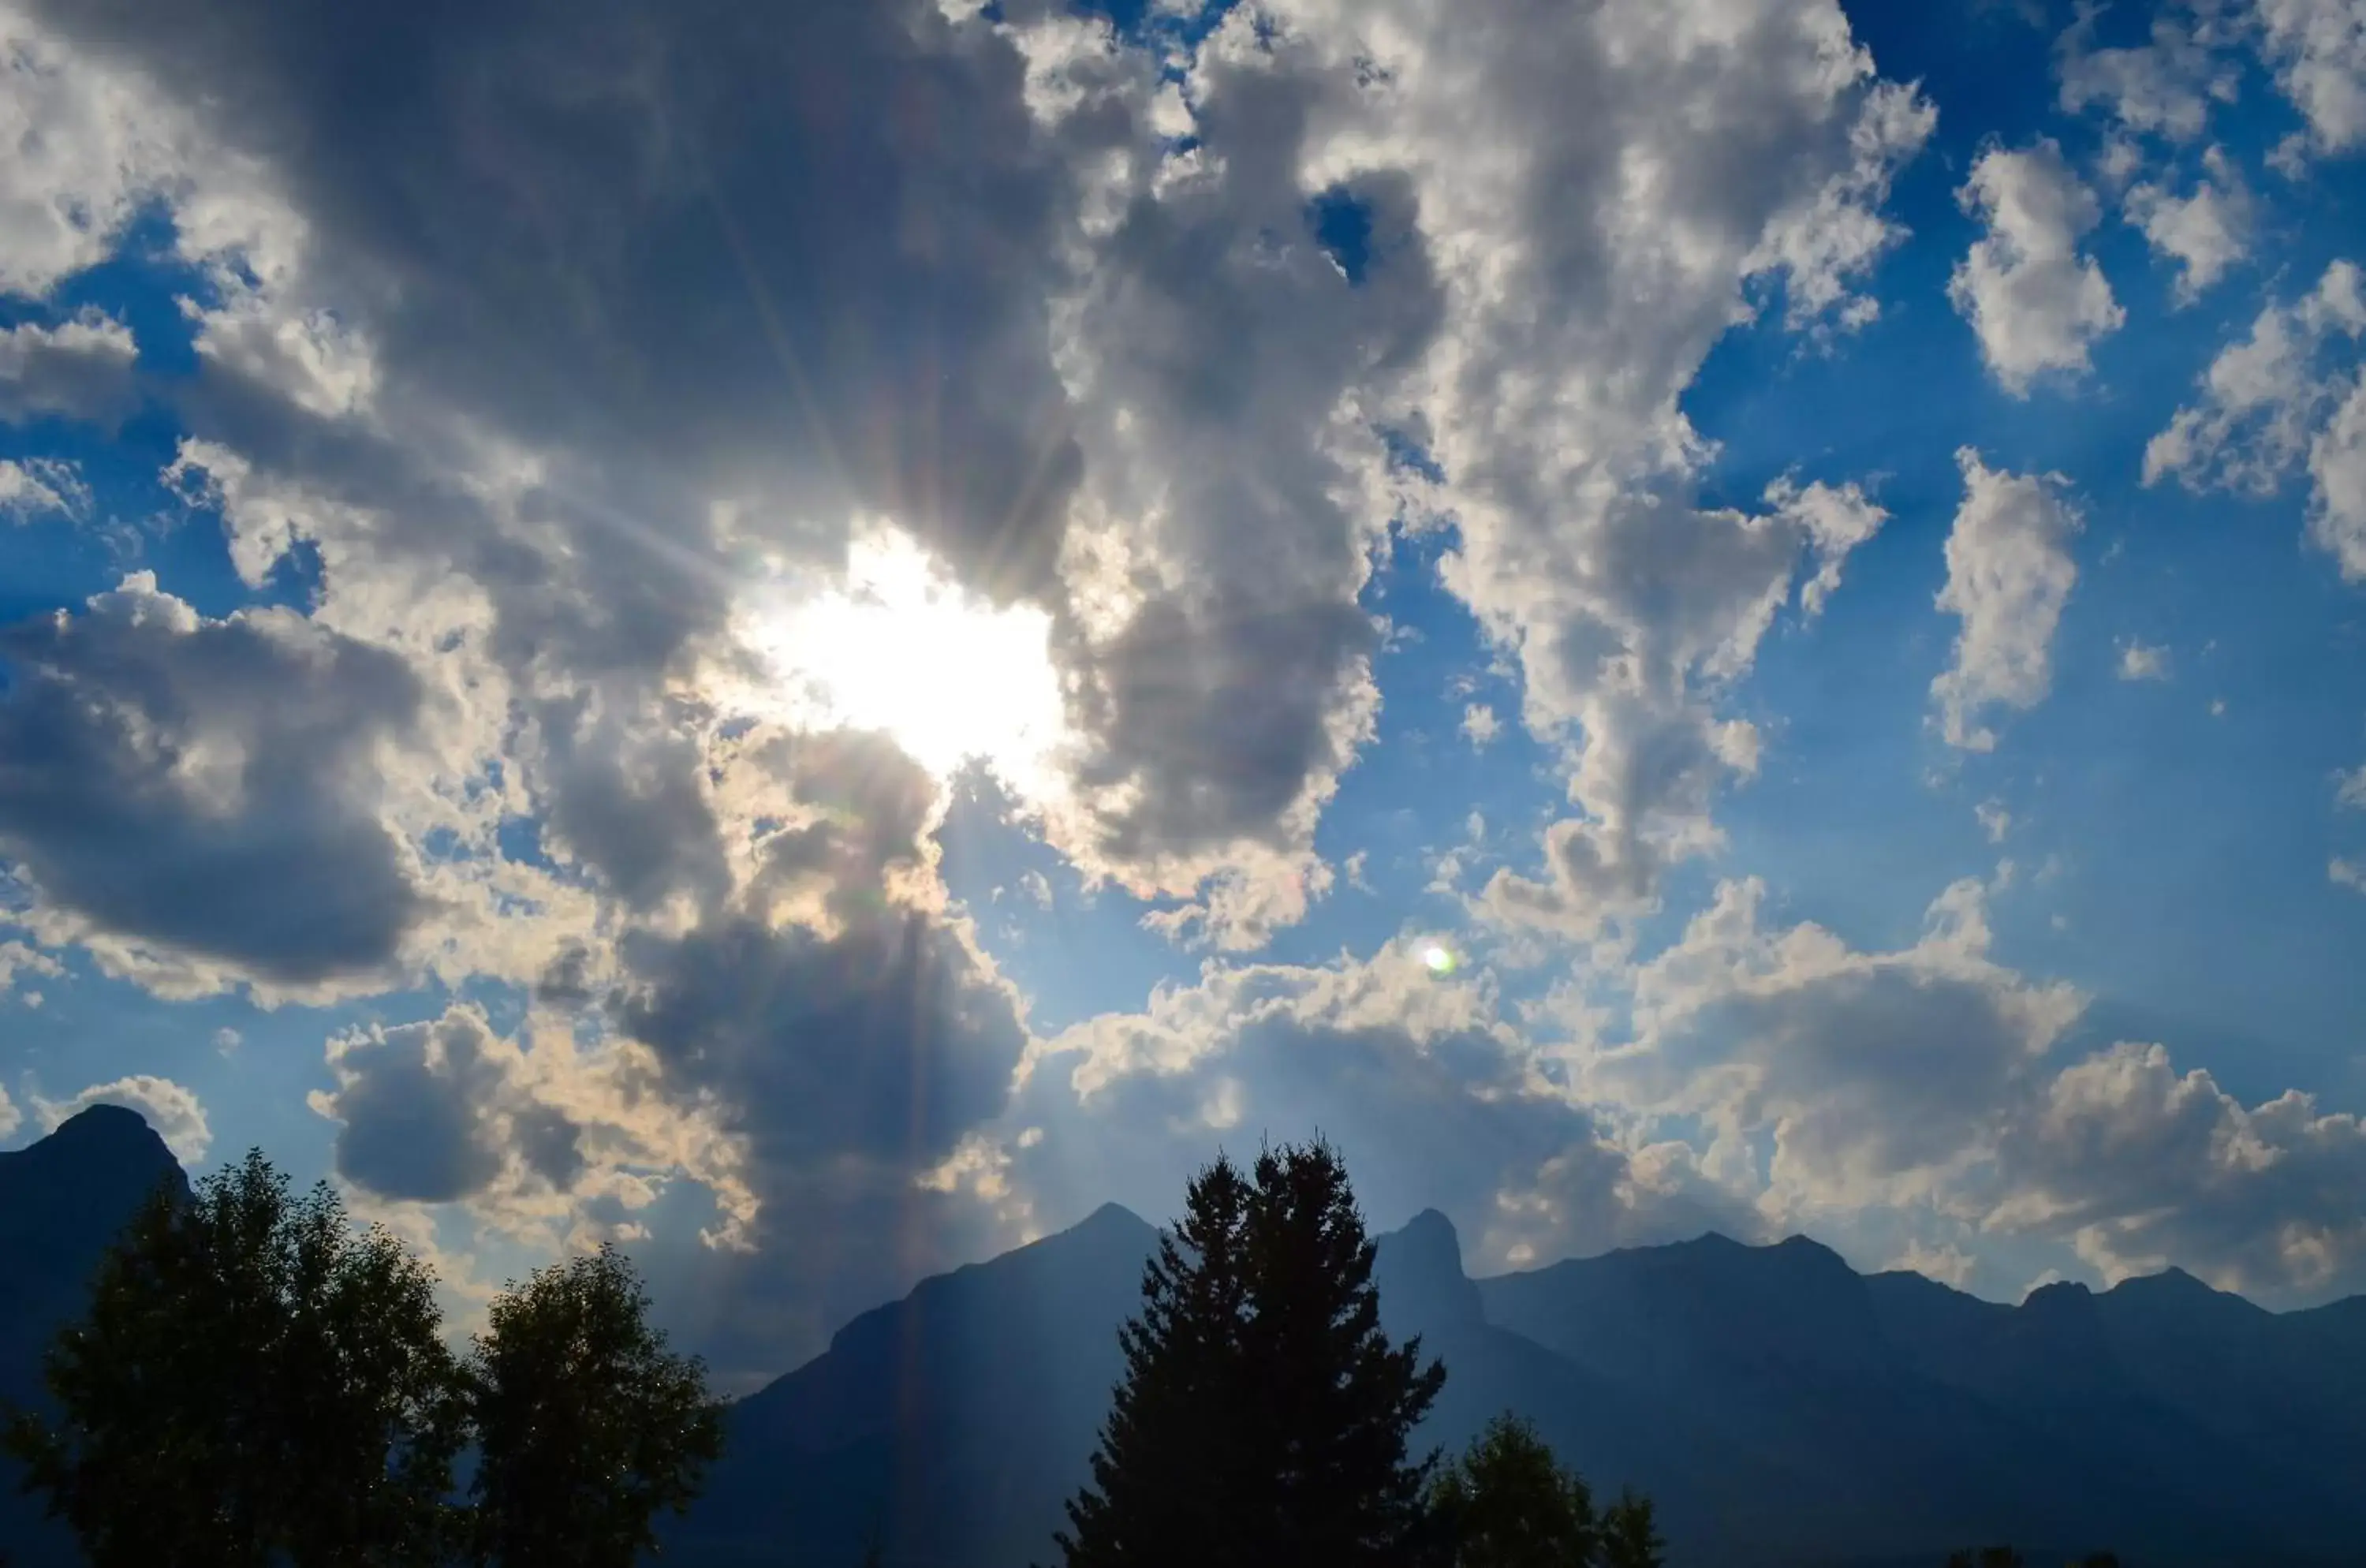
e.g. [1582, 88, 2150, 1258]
[1053, 1140, 1445, 1568]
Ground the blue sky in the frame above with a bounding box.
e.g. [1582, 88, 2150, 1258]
[4, 0, 2364, 1381]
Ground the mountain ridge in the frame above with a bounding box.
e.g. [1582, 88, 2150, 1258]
[3, 1115, 2361, 1567]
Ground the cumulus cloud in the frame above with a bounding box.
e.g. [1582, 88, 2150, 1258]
[1461, 704, 1501, 749]
[1242, 0, 1924, 943]
[1002, 931, 1747, 1272]
[1473, 475, 1890, 939]
[0, 0, 2022, 1358]
[2117, 638, 2173, 681]
[2055, 2, 2241, 140]
[1949, 141, 2125, 394]
[1989, 1041, 2366, 1296]
[2124, 146, 2255, 303]
[0, 1082, 17, 1141]
[311, 1004, 734, 1243]
[36, 1075, 211, 1163]
[2251, 0, 2366, 159]
[1584, 872, 2366, 1301]
[2144, 259, 2366, 580]
[0, 3, 181, 297]
[1976, 799, 2014, 843]
[2312, 378, 2366, 579]
[0, 312, 140, 425]
[1603, 876, 2085, 1213]
[1931, 450, 2084, 752]
[0, 573, 433, 997]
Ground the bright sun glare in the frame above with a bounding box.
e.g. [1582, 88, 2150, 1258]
[738, 528, 1068, 792]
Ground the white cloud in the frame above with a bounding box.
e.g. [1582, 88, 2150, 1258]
[1604, 875, 2085, 1212]
[311, 1004, 739, 1247]
[1990, 1040, 2366, 1295]
[0, 312, 140, 425]
[1949, 140, 2126, 394]
[2056, 2, 2241, 140]
[1185, 0, 1921, 944]
[1017, 869, 1054, 910]
[2334, 857, 2365, 891]
[0, 939, 64, 1001]
[0, 457, 87, 523]
[1931, 450, 2084, 752]
[37, 1075, 211, 1163]
[2145, 259, 2366, 581]
[1461, 704, 1502, 749]
[2124, 146, 2255, 304]
[1588, 871, 2366, 1300]
[0, 6, 175, 297]
[1976, 799, 2014, 843]
[2251, 0, 2366, 158]
[2311, 377, 2366, 580]
[2117, 637, 2174, 681]
[1006, 931, 1752, 1270]
[2338, 762, 2366, 810]
[213, 1026, 242, 1055]
[1890, 1237, 1980, 1289]
[0, 1082, 17, 1141]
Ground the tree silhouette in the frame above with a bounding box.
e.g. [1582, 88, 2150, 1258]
[1425, 1413, 1599, 1567]
[1, 1151, 464, 1567]
[1598, 1488, 1665, 1568]
[1053, 1139, 1446, 1568]
[1944, 1551, 2025, 1568]
[462, 1243, 723, 1568]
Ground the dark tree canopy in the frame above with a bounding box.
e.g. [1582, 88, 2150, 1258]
[1054, 1139, 1446, 1568]
[1427, 1413, 1600, 1568]
[464, 1242, 724, 1568]
[1598, 1488, 1664, 1568]
[1, 1151, 464, 1568]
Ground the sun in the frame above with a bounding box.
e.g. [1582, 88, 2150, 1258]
[736, 527, 1069, 792]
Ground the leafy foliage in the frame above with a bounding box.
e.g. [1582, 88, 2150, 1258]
[1053, 1139, 1446, 1568]
[1, 1152, 465, 1567]
[1597, 1488, 1664, 1568]
[463, 1243, 725, 1568]
[1425, 1413, 1599, 1567]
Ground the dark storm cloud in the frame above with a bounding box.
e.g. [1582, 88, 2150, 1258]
[0, 575, 430, 989]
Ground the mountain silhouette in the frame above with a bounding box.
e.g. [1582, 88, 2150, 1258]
[0, 1105, 188, 1567]
[3, 1122, 2363, 1567]
[671, 1211, 2366, 1568]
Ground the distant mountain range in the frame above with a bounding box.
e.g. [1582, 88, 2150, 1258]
[3, 1111, 2361, 1567]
